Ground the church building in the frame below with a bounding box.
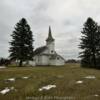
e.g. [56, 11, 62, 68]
[30, 27, 65, 66]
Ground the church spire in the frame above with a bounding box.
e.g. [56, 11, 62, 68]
[49, 26, 52, 34]
[46, 26, 54, 42]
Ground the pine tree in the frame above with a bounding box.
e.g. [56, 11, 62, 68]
[79, 17, 99, 68]
[9, 18, 34, 66]
[96, 26, 100, 68]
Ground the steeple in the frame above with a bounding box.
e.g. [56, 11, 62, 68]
[46, 26, 54, 42]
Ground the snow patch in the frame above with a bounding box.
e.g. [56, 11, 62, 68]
[84, 76, 96, 79]
[0, 87, 10, 95]
[7, 78, 15, 82]
[94, 94, 99, 97]
[39, 85, 56, 91]
[76, 80, 83, 84]
[22, 77, 29, 79]
[0, 87, 16, 95]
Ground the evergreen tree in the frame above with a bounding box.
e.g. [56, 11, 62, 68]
[96, 26, 100, 68]
[9, 18, 34, 66]
[79, 17, 99, 68]
[0, 58, 10, 66]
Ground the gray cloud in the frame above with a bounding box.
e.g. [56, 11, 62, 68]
[0, 0, 100, 59]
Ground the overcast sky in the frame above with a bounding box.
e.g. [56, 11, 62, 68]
[0, 0, 100, 59]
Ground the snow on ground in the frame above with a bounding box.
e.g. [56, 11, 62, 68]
[39, 85, 56, 91]
[0, 87, 15, 95]
[0, 87, 16, 95]
[5, 76, 30, 83]
[94, 94, 99, 97]
[0, 87, 10, 95]
[76, 80, 83, 84]
[22, 77, 29, 79]
[0, 66, 6, 69]
[84, 75, 96, 79]
[6, 78, 15, 82]
[76, 75, 96, 84]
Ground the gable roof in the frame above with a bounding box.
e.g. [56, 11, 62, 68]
[57, 54, 66, 61]
[48, 52, 66, 61]
[33, 47, 66, 61]
[33, 46, 47, 56]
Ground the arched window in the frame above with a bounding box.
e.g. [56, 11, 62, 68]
[57, 57, 59, 60]
[51, 50, 53, 53]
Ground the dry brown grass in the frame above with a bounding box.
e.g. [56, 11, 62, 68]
[0, 63, 100, 100]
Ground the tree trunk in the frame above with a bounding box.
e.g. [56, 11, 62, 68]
[19, 60, 23, 67]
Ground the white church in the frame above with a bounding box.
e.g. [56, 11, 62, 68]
[30, 27, 65, 66]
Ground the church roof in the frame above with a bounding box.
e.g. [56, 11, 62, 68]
[46, 26, 54, 42]
[51, 52, 66, 61]
[33, 46, 47, 56]
[57, 54, 66, 61]
[33, 47, 66, 61]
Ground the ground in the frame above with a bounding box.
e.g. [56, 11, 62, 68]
[0, 63, 100, 100]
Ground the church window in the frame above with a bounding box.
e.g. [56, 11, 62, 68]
[57, 57, 59, 60]
[51, 50, 53, 53]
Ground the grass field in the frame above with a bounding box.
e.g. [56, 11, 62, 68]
[0, 63, 100, 100]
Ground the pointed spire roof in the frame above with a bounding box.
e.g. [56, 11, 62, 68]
[46, 26, 54, 42]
